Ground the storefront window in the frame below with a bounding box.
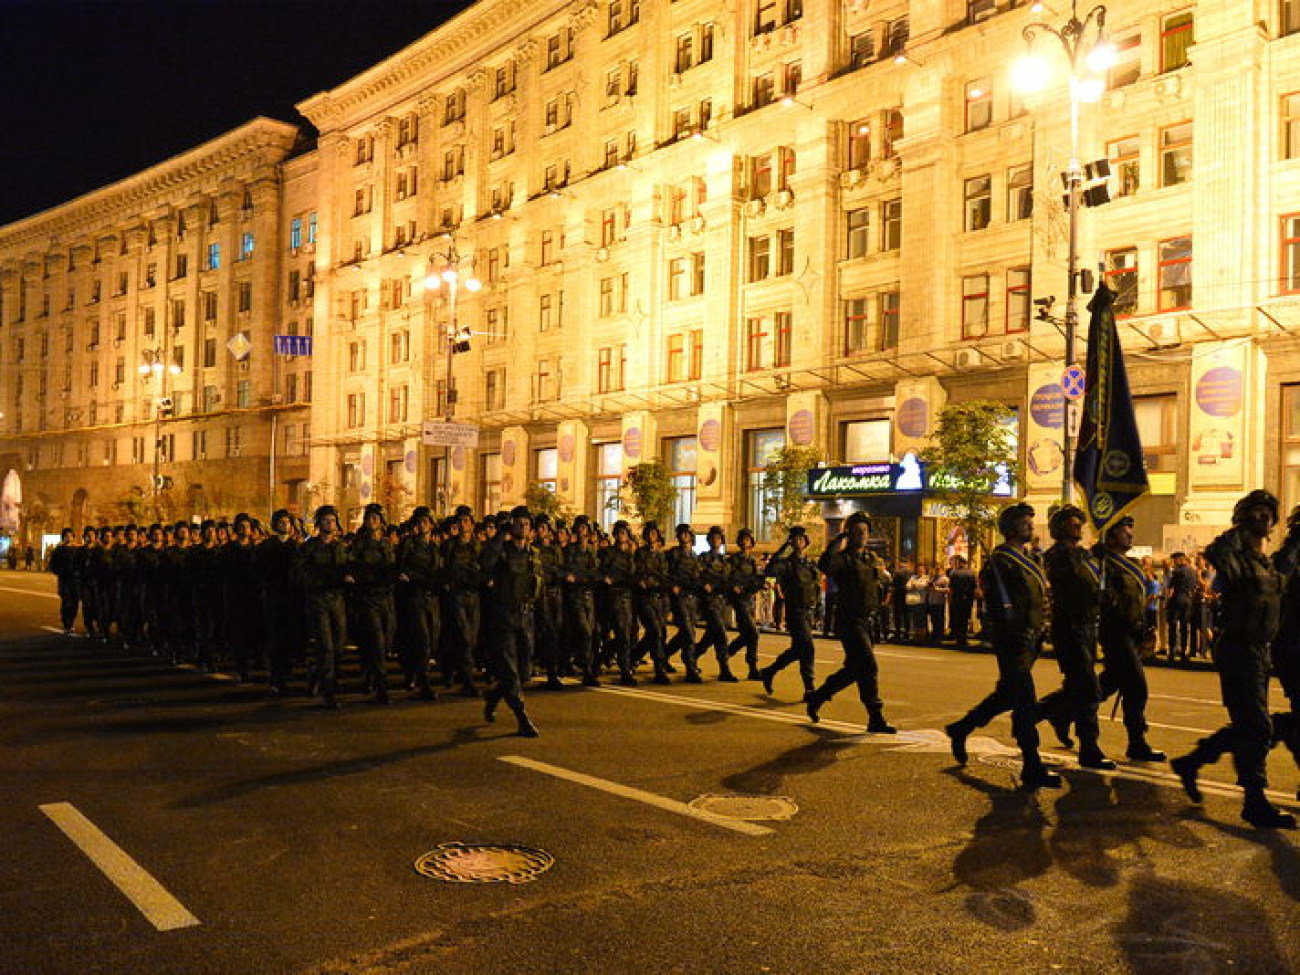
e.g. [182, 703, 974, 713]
[1134, 395, 1177, 474]
[1283, 385, 1300, 515]
[535, 447, 558, 494]
[747, 428, 786, 541]
[667, 436, 697, 528]
[843, 419, 891, 461]
[594, 442, 623, 530]
[481, 453, 502, 513]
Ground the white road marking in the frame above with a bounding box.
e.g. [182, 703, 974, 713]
[593, 686, 1299, 809]
[0, 586, 59, 600]
[499, 755, 774, 836]
[39, 802, 200, 931]
[41, 626, 83, 637]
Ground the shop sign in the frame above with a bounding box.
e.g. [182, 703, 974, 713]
[806, 457, 1013, 499]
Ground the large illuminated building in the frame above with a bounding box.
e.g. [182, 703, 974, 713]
[5, 0, 1300, 560]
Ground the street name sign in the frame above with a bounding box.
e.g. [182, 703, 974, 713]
[421, 420, 479, 447]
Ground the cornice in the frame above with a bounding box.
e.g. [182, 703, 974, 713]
[0, 117, 300, 254]
[298, 0, 574, 133]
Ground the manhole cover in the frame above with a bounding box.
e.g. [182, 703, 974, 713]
[414, 843, 554, 884]
[688, 794, 799, 821]
[978, 754, 1063, 772]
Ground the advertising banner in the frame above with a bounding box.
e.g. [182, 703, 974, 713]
[499, 425, 529, 506]
[1024, 362, 1067, 493]
[893, 377, 947, 459]
[1189, 342, 1248, 489]
[694, 402, 732, 501]
[556, 419, 589, 511]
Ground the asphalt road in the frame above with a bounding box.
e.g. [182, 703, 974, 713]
[1, 571, 1297, 975]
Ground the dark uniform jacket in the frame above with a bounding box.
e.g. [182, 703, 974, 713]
[563, 542, 601, 594]
[1205, 528, 1285, 646]
[1044, 541, 1100, 627]
[818, 546, 884, 622]
[666, 545, 701, 593]
[980, 543, 1048, 636]
[727, 552, 765, 599]
[697, 550, 729, 596]
[599, 545, 637, 592]
[480, 537, 543, 626]
[441, 537, 482, 593]
[296, 536, 350, 595]
[766, 551, 821, 611]
[634, 546, 669, 593]
[349, 534, 396, 595]
[396, 536, 443, 593]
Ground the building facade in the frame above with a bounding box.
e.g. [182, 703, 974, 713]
[0, 119, 311, 536]
[7, 0, 1300, 560]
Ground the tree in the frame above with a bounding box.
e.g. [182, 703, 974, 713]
[761, 445, 825, 535]
[920, 401, 1019, 560]
[620, 460, 677, 530]
[524, 482, 572, 522]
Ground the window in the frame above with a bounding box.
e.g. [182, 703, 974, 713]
[689, 328, 703, 380]
[290, 217, 302, 250]
[546, 26, 573, 69]
[598, 274, 627, 316]
[884, 16, 909, 56]
[964, 175, 992, 231]
[668, 258, 687, 300]
[1284, 215, 1300, 293]
[844, 419, 891, 462]
[1160, 122, 1192, 186]
[239, 232, 254, 260]
[1106, 247, 1139, 315]
[607, 0, 640, 35]
[237, 379, 251, 409]
[962, 274, 990, 338]
[174, 254, 188, 280]
[226, 426, 243, 459]
[534, 358, 558, 402]
[666, 436, 697, 527]
[745, 316, 768, 371]
[1006, 268, 1031, 333]
[1134, 395, 1177, 473]
[752, 73, 776, 110]
[389, 385, 409, 423]
[192, 429, 208, 460]
[485, 368, 505, 411]
[1161, 10, 1193, 73]
[347, 393, 365, 428]
[1158, 236, 1192, 311]
[1108, 135, 1140, 196]
[307, 211, 317, 243]
[747, 429, 786, 542]
[1109, 32, 1141, 88]
[170, 298, 185, 330]
[1284, 93, 1300, 160]
[775, 229, 795, 276]
[966, 80, 992, 132]
[443, 88, 466, 125]
[847, 119, 871, 170]
[390, 329, 409, 364]
[442, 146, 465, 181]
[844, 297, 870, 355]
[667, 334, 686, 382]
[1283, 384, 1300, 515]
[879, 290, 900, 350]
[1007, 164, 1033, 220]
[202, 291, 217, 322]
[349, 341, 365, 372]
[690, 252, 706, 296]
[1286, 0, 1300, 37]
[539, 291, 564, 331]
[237, 281, 252, 313]
[849, 31, 875, 70]
[493, 61, 517, 99]
[205, 243, 220, 270]
[883, 109, 903, 159]
[204, 337, 217, 368]
[774, 311, 792, 367]
[202, 384, 219, 412]
[846, 208, 871, 259]
[881, 199, 902, 250]
[597, 345, 626, 393]
[748, 236, 772, 282]
[594, 443, 624, 531]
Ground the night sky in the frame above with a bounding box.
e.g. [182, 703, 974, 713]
[0, 0, 471, 226]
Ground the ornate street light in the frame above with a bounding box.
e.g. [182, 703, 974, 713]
[420, 244, 481, 515]
[138, 348, 182, 520]
[1011, 1, 1113, 503]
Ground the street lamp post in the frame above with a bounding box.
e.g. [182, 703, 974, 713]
[137, 348, 182, 521]
[421, 242, 480, 516]
[1012, 1, 1113, 503]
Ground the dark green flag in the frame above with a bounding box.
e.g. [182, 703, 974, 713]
[1073, 283, 1149, 532]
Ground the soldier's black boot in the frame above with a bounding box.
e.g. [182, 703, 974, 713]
[1020, 756, 1062, 790]
[652, 661, 672, 685]
[1170, 753, 1203, 803]
[321, 681, 341, 711]
[1078, 744, 1117, 771]
[619, 670, 639, 687]
[717, 656, 739, 683]
[945, 720, 970, 765]
[1048, 712, 1075, 750]
[483, 686, 502, 723]
[805, 689, 824, 724]
[866, 708, 897, 734]
[415, 673, 438, 702]
[759, 666, 776, 695]
[510, 701, 540, 738]
[1242, 789, 1297, 829]
[1125, 736, 1166, 762]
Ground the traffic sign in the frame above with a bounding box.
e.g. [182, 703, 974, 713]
[1061, 365, 1086, 401]
[421, 420, 479, 447]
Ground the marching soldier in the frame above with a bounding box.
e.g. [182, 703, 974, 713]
[479, 506, 541, 736]
[696, 526, 737, 682]
[1037, 504, 1112, 769]
[633, 521, 672, 685]
[296, 505, 351, 708]
[1096, 515, 1166, 763]
[1171, 490, 1299, 828]
[532, 514, 567, 689]
[726, 528, 764, 681]
[224, 513, 262, 682]
[759, 525, 821, 698]
[350, 502, 397, 704]
[563, 515, 602, 686]
[946, 503, 1058, 789]
[599, 520, 640, 685]
[441, 506, 482, 697]
[47, 528, 80, 634]
[666, 524, 702, 681]
[395, 506, 441, 701]
[259, 509, 301, 696]
[1271, 505, 1300, 797]
[807, 511, 896, 734]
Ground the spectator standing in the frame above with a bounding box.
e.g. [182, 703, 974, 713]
[905, 563, 930, 643]
[927, 566, 950, 645]
[948, 556, 978, 648]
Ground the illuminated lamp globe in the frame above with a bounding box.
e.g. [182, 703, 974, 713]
[1010, 53, 1051, 94]
[1085, 41, 1117, 74]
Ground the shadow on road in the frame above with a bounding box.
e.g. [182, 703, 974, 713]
[1113, 872, 1290, 974]
[1194, 817, 1300, 904]
[721, 726, 851, 794]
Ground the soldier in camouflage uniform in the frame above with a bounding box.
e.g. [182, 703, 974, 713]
[666, 524, 702, 682]
[695, 526, 738, 682]
[726, 527, 764, 681]
[479, 506, 541, 736]
[441, 506, 483, 696]
[296, 505, 351, 709]
[395, 506, 442, 701]
[760, 525, 822, 698]
[532, 514, 568, 689]
[633, 521, 672, 685]
[350, 502, 397, 704]
[563, 515, 602, 686]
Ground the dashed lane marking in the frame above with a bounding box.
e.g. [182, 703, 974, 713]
[39, 802, 200, 932]
[498, 755, 774, 836]
[0, 586, 59, 599]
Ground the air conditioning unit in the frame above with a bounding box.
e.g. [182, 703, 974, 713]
[744, 198, 766, 218]
[1001, 338, 1027, 362]
[689, 215, 707, 235]
[955, 348, 983, 370]
[1154, 75, 1182, 98]
[772, 188, 795, 210]
[667, 223, 682, 241]
[595, 246, 611, 262]
[839, 168, 865, 190]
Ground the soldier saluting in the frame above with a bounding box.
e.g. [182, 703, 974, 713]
[947, 503, 1059, 789]
[759, 525, 821, 699]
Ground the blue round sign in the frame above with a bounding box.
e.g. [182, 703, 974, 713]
[1061, 366, 1086, 401]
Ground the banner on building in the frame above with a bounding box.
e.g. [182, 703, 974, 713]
[1024, 362, 1067, 493]
[1189, 340, 1250, 489]
[893, 377, 947, 459]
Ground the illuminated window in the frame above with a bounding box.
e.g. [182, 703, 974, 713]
[1134, 394, 1177, 473]
[879, 290, 900, 350]
[1160, 122, 1193, 186]
[964, 175, 991, 231]
[1108, 135, 1141, 196]
[1282, 214, 1300, 293]
[747, 429, 786, 542]
[1106, 247, 1139, 316]
[966, 80, 992, 132]
[774, 310, 792, 367]
[1284, 93, 1300, 159]
[1157, 236, 1192, 311]
[846, 208, 871, 259]
[1161, 11, 1193, 73]
[881, 199, 902, 250]
[844, 297, 870, 355]
[667, 436, 697, 527]
[1007, 164, 1033, 220]
[1109, 32, 1141, 88]
[1006, 268, 1031, 334]
[745, 316, 768, 371]
[593, 443, 623, 530]
[962, 274, 990, 338]
[847, 119, 871, 170]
